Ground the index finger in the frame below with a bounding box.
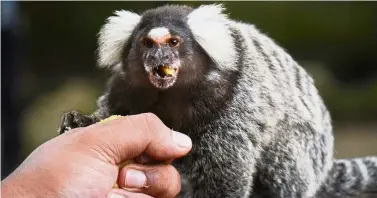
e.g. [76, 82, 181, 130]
[76, 113, 192, 165]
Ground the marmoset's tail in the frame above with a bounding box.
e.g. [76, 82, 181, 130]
[316, 156, 377, 198]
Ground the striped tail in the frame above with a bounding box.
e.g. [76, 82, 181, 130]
[316, 156, 377, 198]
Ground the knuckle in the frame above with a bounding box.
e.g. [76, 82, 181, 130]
[139, 112, 162, 137]
[143, 112, 160, 125]
[139, 113, 173, 150]
[142, 112, 167, 133]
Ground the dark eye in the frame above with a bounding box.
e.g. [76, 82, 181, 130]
[168, 38, 179, 47]
[142, 38, 154, 48]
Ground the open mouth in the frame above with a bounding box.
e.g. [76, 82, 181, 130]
[147, 64, 179, 89]
[153, 65, 178, 78]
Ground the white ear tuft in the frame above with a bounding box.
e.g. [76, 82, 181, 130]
[97, 10, 141, 68]
[187, 4, 236, 69]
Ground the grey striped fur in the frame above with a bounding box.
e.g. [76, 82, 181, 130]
[59, 4, 377, 198]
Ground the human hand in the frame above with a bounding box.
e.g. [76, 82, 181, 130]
[1, 113, 192, 198]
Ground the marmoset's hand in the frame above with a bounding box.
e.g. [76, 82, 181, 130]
[2, 113, 192, 198]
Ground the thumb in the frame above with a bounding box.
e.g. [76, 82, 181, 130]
[72, 113, 192, 165]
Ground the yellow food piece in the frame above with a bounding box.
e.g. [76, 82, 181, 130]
[99, 115, 122, 123]
[161, 66, 176, 76]
[100, 115, 135, 189]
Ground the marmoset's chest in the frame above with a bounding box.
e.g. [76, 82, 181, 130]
[118, 88, 228, 133]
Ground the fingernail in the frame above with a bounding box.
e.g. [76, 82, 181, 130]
[109, 193, 126, 198]
[172, 131, 192, 148]
[125, 169, 146, 188]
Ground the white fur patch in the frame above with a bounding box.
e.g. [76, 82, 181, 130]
[97, 10, 141, 68]
[206, 70, 222, 82]
[148, 27, 170, 40]
[187, 4, 237, 70]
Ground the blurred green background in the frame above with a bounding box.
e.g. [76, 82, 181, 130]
[2, 1, 377, 178]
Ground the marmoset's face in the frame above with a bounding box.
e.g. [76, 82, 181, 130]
[138, 26, 183, 89]
[134, 25, 210, 90]
[123, 7, 211, 90]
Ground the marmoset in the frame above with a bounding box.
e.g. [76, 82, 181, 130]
[59, 4, 377, 198]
